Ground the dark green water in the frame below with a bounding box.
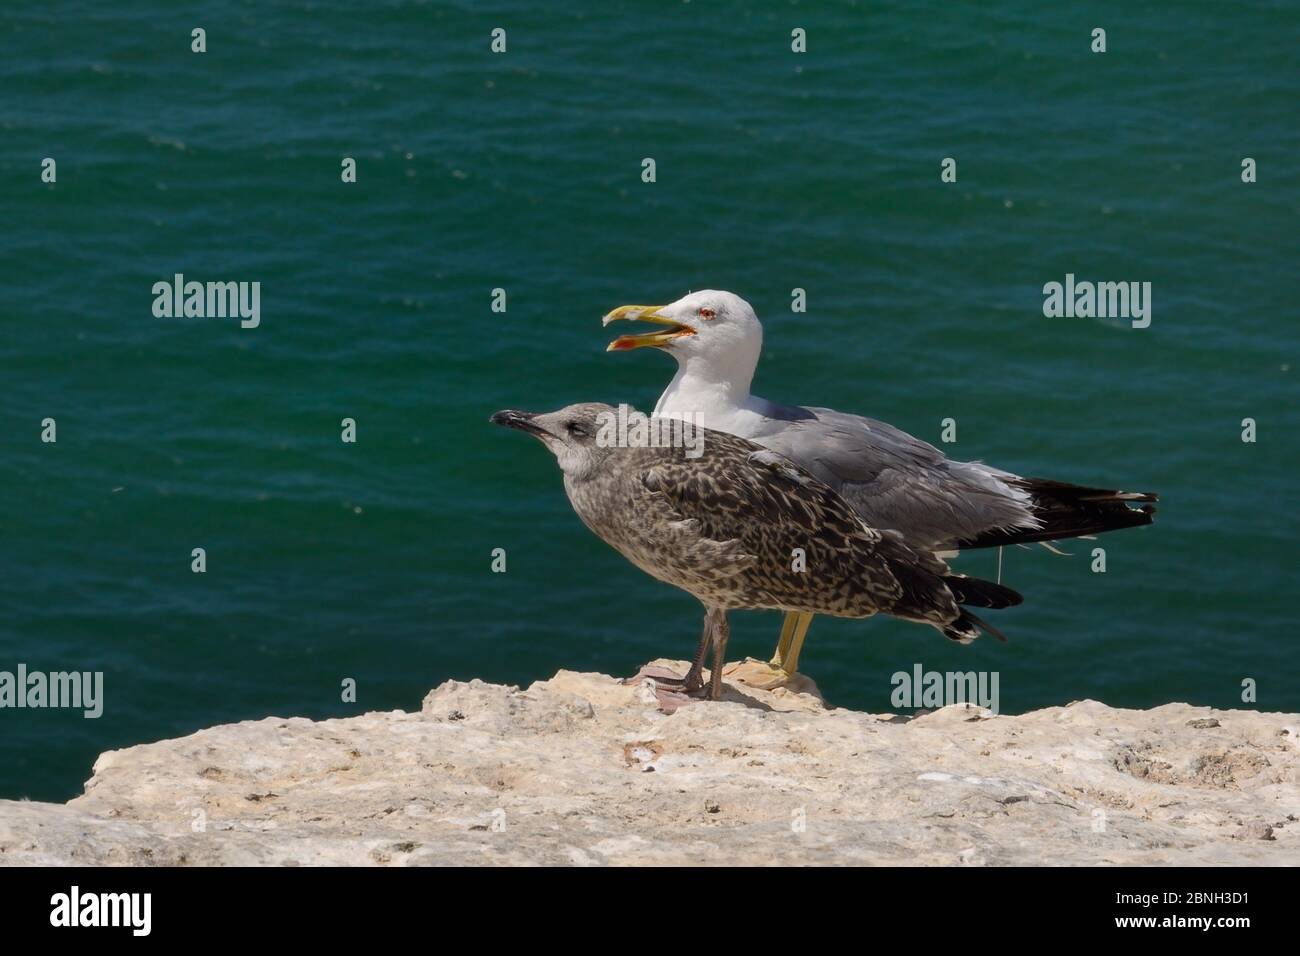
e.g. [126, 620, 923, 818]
[2, 2, 1296, 801]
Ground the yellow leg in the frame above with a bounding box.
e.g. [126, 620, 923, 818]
[725, 611, 820, 692]
[770, 611, 815, 676]
[770, 611, 799, 669]
[784, 611, 815, 674]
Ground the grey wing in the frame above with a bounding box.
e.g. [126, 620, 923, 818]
[746, 403, 1039, 551]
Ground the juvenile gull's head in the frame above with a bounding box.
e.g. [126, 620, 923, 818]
[603, 290, 763, 388]
[490, 402, 619, 480]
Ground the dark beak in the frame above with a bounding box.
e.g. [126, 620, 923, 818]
[490, 409, 552, 439]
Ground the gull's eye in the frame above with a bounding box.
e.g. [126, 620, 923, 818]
[566, 420, 589, 438]
[699, 307, 716, 320]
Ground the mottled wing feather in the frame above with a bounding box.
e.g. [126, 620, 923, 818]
[639, 493, 757, 575]
[641, 437, 871, 552]
[637, 432, 914, 613]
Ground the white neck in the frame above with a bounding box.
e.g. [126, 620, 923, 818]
[653, 349, 765, 430]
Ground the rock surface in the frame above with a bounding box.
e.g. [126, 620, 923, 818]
[2, 667, 1298, 866]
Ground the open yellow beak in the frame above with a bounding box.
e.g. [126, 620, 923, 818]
[602, 304, 696, 351]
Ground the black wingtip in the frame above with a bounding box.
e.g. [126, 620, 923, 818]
[958, 479, 1160, 550]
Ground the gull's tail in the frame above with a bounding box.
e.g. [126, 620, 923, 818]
[880, 540, 1021, 644]
[959, 478, 1158, 549]
[937, 574, 1020, 644]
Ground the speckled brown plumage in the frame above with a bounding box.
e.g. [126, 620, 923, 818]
[492, 403, 1020, 698]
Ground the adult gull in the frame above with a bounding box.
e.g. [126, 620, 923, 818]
[604, 290, 1157, 687]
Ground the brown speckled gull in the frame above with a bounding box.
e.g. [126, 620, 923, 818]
[491, 402, 1021, 701]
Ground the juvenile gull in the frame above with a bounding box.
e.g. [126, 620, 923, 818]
[491, 403, 1021, 702]
[604, 290, 1157, 686]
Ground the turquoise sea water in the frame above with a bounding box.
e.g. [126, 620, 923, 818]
[1, 2, 1296, 801]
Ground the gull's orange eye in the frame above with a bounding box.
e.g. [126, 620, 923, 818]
[699, 307, 716, 319]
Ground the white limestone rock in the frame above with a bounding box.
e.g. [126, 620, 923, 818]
[1, 668, 1296, 866]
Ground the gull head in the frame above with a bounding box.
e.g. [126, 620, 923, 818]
[491, 402, 618, 480]
[602, 290, 763, 372]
